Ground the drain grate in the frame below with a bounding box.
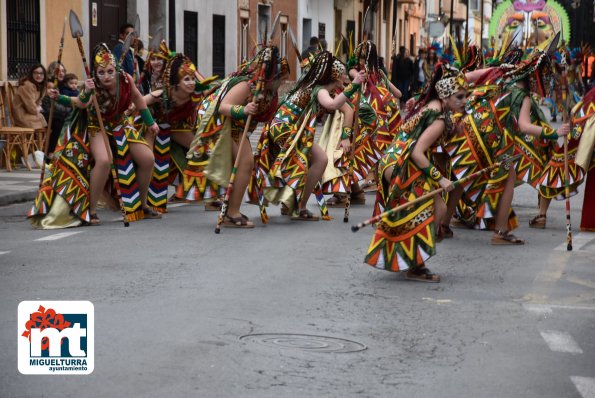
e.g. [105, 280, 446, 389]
[240, 333, 367, 353]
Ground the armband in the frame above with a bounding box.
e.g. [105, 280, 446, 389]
[230, 105, 247, 120]
[421, 165, 442, 181]
[78, 90, 92, 104]
[139, 108, 155, 126]
[340, 126, 353, 140]
[57, 95, 72, 106]
[343, 83, 361, 100]
[540, 126, 559, 140]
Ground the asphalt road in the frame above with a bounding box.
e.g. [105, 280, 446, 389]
[0, 182, 594, 397]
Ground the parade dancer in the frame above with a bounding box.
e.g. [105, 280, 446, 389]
[444, 43, 569, 243]
[530, 87, 595, 229]
[29, 44, 160, 228]
[324, 41, 401, 205]
[143, 53, 214, 213]
[177, 46, 289, 228]
[363, 64, 466, 282]
[251, 51, 365, 220]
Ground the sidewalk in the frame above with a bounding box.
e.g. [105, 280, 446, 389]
[0, 167, 39, 206]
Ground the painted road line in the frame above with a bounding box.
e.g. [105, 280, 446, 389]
[554, 233, 594, 251]
[524, 303, 595, 313]
[522, 303, 553, 315]
[167, 203, 188, 208]
[571, 376, 595, 398]
[0, 251, 10, 256]
[539, 330, 583, 354]
[523, 251, 568, 304]
[35, 231, 84, 241]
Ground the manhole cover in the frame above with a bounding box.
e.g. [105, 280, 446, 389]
[239, 333, 367, 353]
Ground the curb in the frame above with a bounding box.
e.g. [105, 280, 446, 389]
[0, 190, 37, 207]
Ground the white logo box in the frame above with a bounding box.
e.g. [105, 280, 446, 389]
[18, 301, 94, 375]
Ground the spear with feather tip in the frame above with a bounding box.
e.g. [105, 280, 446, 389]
[69, 10, 130, 227]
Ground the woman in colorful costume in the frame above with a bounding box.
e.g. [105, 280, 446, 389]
[443, 47, 569, 243]
[252, 51, 366, 220]
[324, 41, 400, 205]
[364, 64, 465, 282]
[529, 86, 595, 229]
[28, 44, 160, 228]
[143, 54, 215, 213]
[178, 46, 289, 228]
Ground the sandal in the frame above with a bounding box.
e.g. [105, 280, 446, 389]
[529, 214, 546, 229]
[88, 213, 101, 226]
[405, 267, 441, 283]
[204, 200, 222, 211]
[360, 180, 377, 192]
[441, 224, 454, 239]
[223, 213, 254, 228]
[491, 230, 525, 245]
[281, 203, 290, 216]
[326, 195, 348, 208]
[143, 207, 162, 219]
[291, 209, 320, 221]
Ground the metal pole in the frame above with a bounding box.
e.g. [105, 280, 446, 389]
[479, 0, 484, 50]
[465, 0, 469, 44]
[449, 0, 454, 52]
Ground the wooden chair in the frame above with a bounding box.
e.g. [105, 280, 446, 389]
[3, 82, 41, 169]
[0, 84, 37, 171]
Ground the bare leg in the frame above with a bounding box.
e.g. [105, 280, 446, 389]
[443, 185, 463, 225]
[298, 143, 328, 210]
[494, 168, 516, 232]
[227, 136, 254, 220]
[129, 142, 155, 208]
[89, 133, 111, 215]
[171, 131, 194, 150]
[539, 196, 551, 215]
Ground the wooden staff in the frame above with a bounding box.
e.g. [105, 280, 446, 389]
[561, 56, 573, 251]
[351, 154, 522, 232]
[38, 17, 66, 188]
[214, 56, 269, 234]
[69, 10, 129, 227]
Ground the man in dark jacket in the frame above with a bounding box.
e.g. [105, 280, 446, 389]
[112, 23, 135, 76]
[391, 46, 414, 102]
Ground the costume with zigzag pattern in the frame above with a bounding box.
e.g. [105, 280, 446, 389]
[28, 73, 147, 226]
[570, 88, 595, 231]
[178, 76, 277, 203]
[87, 73, 147, 221]
[320, 94, 381, 194]
[28, 109, 92, 228]
[353, 67, 401, 153]
[538, 88, 595, 201]
[146, 93, 201, 213]
[445, 85, 531, 231]
[364, 108, 444, 272]
[251, 86, 323, 212]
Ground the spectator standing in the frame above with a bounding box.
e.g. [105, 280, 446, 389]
[13, 64, 48, 130]
[112, 23, 135, 75]
[391, 46, 414, 102]
[301, 36, 320, 61]
[412, 48, 426, 92]
[41, 62, 70, 154]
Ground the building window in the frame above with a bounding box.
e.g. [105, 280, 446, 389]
[240, 18, 249, 63]
[184, 11, 198, 67]
[280, 23, 288, 59]
[257, 4, 271, 46]
[7, 0, 40, 80]
[212, 14, 225, 77]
